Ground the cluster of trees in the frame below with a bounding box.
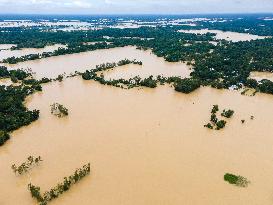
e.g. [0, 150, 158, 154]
[0, 66, 42, 146]
[173, 78, 201, 94]
[110, 28, 216, 63]
[191, 38, 273, 94]
[224, 173, 250, 187]
[204, 105, 234, 130]
[221, 109, 234, 118]
[11, 156, 42, 175]
[83, 70, 158, 89]
[257, 80, 273, 95]
[28, 163, 90, 205]
[94, 59, 142, 72]
[0, 66, 31, 82]
[0, 85, 40, 146]
[50, 103, 69, 118]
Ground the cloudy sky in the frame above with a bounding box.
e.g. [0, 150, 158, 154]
[0, 0, 273, 14]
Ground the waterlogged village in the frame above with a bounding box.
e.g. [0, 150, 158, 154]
[0, 14, 273, 205]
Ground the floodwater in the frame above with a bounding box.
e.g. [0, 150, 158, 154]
[0, 78, 13, 86]
[178, 29, 268, 42]
[0, 44, 16, 50]
[0, 44, 66, 61]
[5, 47, 192, 79]
[1, 47, 273, 205]
[249, 71, 273, 82]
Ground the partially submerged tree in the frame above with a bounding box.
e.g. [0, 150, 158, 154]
[50, 103, 69, 118]
[224, 173, 250, 187]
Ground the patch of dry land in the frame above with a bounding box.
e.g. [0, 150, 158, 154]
[1, 47, 273, 205]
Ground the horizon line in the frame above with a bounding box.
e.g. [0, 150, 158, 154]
[0, 12, 273, 16]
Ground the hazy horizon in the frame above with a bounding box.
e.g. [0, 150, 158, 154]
[0, 0, 273, 15]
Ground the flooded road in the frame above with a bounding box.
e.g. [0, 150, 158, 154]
[0, 47, 273, 205]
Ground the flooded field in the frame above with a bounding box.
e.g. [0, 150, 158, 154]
[1, 75, 273, 205]
[249, 71, 273, 82]
[1, 47, 273, 205]
[0, 44, 16, 50]
[5, 47, 191, 79]
[0, 44, 66, 61]
[0, 78, 13, 86]
[178, 29, 268, 42]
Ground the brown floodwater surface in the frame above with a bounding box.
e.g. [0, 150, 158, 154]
[0, 47, 273, 205]
[0, 44, 66, 61]
[5, 47, 191, 79]
[250, 71, 273, 82]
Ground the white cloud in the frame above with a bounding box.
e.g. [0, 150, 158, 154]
[0, 0, 272, 14]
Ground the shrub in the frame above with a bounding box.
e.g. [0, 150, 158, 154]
[211, 105, 219, 114]
[224, 173, 250, 187]
[204, 123, 213, 129]
[221, 109, 234, 118]
[215, 120, 227, 130]
[11, 156, 42, 175]
[50, 103, 68, 118]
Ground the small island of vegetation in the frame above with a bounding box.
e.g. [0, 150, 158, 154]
[11, 156, 42, 175]
[50, 103, 69, 118]
[204, 105, 234, 130]
[224, 173, 250, 187]
[28, 163, 90, 205]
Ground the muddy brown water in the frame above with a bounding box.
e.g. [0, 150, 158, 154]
[250, 71, 273, 82]
[0, 44, 66, 61]
[5, 46, 191, 79]
[0, 47, 273, 205]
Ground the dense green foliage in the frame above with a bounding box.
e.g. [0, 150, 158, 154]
[0, 85, 40, 131]
[215, 120, 227, 130]
[224, 173, 250, 187]
[0, 130, 10, 146]
[0, 67, 41, 146]
[11, 156, 42, 175]
[191, 38, 273, 93]
[28, 163, 90, 205]
[174, 78, 201, 93]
